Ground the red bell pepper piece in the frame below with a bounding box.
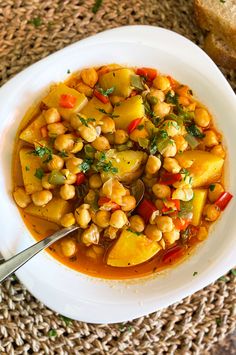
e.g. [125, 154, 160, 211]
[94, 89, 110, 104]
[40, 126, 48, 138]
[173, 217, 190, 231]
[160, 172, 182, 185]
[59, 94, 77, 108]
[98, 197, 120, 211]
[127, 118, 142, 134]
[137, 198, 157, 224]
[130, 90, 138, 97]
[214, 192, 233, 211]
[136, 67, 157, 81]
[76, 172, 86, 185]
[162, 245, 184, 263]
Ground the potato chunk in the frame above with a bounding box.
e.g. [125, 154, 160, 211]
[176, 150, 224, 187]
[99, 68, 134, 98]
[107, 229, 161, 267]
[42, 83, 88, 120]
[24, 198, 72, 224]
[80, 96, 112, 122]
[19, 148, 43, 194]
[19, 114, 46, 144]
[113, 95, 145, 130]
[192, 189, 207, 226]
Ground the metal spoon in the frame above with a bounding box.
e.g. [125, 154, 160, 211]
[0, 179, 144, 283]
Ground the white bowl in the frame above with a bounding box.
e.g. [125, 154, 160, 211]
[0, 25, 235, 324]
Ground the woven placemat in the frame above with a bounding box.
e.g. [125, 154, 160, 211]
[0, 1, 235, 354]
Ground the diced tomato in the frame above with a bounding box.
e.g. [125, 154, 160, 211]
[136, 67, 157, 81]
[137, 198, 157, 224]
[130, 90, 138, 97]
[40, 126, 48, 138]
[59, 94, 77, 108]
[174, 217, 190, 231]
[94, 89, 110, 104]
[215, 192, 233, 211]
[160, 173, 182, 185]
[162, 245, 184, 263]
[76, 172, 86, 185]
[98, 197, 120, 211]
[127, 118, 142, 134]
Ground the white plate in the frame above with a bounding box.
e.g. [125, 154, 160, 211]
[0, 26, 235, 324]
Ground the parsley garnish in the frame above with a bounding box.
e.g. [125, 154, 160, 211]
[94, 153, 118, 174]
[119, 324, 133, 332]
[34, 168, 44, 180]
[180, 168, 190, 181]
[31, 146, 53, 163]
[67, 69, 71, 74]
[48, 329, 57, 337]
[97, 108, 119, 118]
[25, 165, 30, 171]
[231, 269, 236, 276]
[58, 150, 68, 158]
[159, 130, 168, 138]
[28, 17, 42, 27]
[60, 315, 72, 326]
[98, 87, 115, 96]
[219, 276, 228, 282]
[186, 124, 205, 138]
[78, 115, 96, 127]
[92, 0, 103, 13]
[137, 125, 144, 131]
[80, 158, 93, 173]
[209, 184, 215, 191]
[220, 0, 226, 3]
[127, 228, 142, 236]
[165, 91, 178, 105]
[193, 271, 198, 276]
[215, 318, 222, 326]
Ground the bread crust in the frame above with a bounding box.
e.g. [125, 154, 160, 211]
[194, 0, 236, 50]
[204, 33, 236, 69]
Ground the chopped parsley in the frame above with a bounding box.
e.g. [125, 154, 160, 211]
[127, 228, 142, 236]
[80, 158, 93, 173]
[58, 150, 68, 158]
[215, 318, 222, 326]
[94, 153, 118, 174]
[220, 0, 226, 3]
[165, 90, 179, 105]
[67, 69, 71, 74]
[28, 17, 42, 27]
[180, 168, 190, 181]
[97, 87, 115, 96]
[48, 329, 57, 337]
[31, 146, 53, 163]
[193, 271, 198, 276]
[209, 184, 215, 191]
[97, 108, 119, 118]
[34, 168, 45, 180]
[159, 130, 168, 138]
[78, 115, 96, 127]
[231, 269, 236, 276]
[186, 124, 205, 138]
[137, 124, 144, 131]
[119, 324, 133, 332]
[92, 0, 103, 13]
[25, 165, 30, 171]
[60, 315, 72, 326]
[218, 276, 227, 282]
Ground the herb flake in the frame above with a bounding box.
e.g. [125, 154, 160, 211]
[98, 87, 115, 97]
[28, 17, 42, 27]
[209, 184, 215, 191]
[34, 168, 44, 180]
[80, 158, 93, 173]
[97, 108, 119, 119]
[60, 315, 72, 326]
[78, 115, 96, 127]
[48, 329, 57, 337]
[231, 269, 236, 276]
[25, 165, 30, 171]
[193, 271, 198, 276]
[186, 124, 205, 138]
[92, 0, 103, 13]
[31, 146, 53, 163]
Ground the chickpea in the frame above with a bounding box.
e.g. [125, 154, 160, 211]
[210, 144, 225, 159]
[61, 213, 76, 227]
[42, 174, 55, 189]
[173, 135, 188, 152]
[109, 95, 125, 105]
[31, 190, 52, 207]
[155, 199, 164, 211]
[47, 154, 64, 171]
[78, 125, 97, 142]
[70, 114, 83, 130]
[66, 157, 83, 174]
[194, 108, 210, 127]
[75, 81, 93, 96]
[155, 216, 173, 232]
[153, 102, 170, 118]
[104, 226, 118, 240]
[60, 184, 75, 200]
[145, 155, 161, 175]
[142, 175, 156, 188]
[163, 229, 180, 245]
[160, 140, 177, 157]
[110, 210, 128, 229]
[61, 169, 77, 184]
[81, 68, 98, 88]
[203, 204, 221, 221]
[130, 128, 149, 142]
[81, 223, 100, 246]
[172, 187, 193, 201]
[95, 210, 111, 228]
[129, 215, 145, 233]
[61, 238, 77, 257]
[92, 136, 110, 151]
[163, 157, 181, 174]
[13, 187, 31, 208]
[114, 130, 129, 144]
[89, 174, 103, 189]
[153, 76, 171, 91]
[47, 122, 67, 136]
[75, 204, 91, 229]
[121, 195, 136, 212]
[197, 226, 208, 241]
[105, 133, 115, 145]
[71, 139, 83, 154]
[84, 189, 96, 205]
[102, 178, 126, 205]
[54, 134, 75, 152]
[208, 183, 224, 203]
[149, 88, 165, 102]
[161, 120, 180, 137]
[152, 183, 171, 199]
[178, 96, 190, 106]
[145, 224, 162, 241]
[43, 108, 60, 124]
[100, 116, 115, 134]
[203, 130, 218, 147]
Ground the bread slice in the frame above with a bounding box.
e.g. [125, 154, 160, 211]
[194, 0, 236, 50]
[204, 32, 236, 69]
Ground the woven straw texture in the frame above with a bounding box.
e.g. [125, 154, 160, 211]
[0, 1, 235, 354]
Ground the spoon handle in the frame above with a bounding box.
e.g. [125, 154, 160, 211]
[0, 226, 79, 283]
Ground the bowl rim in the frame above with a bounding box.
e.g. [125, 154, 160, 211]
[0, 25, 236, 324]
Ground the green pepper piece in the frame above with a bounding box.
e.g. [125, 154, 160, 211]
[48, 170, 66, 185]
